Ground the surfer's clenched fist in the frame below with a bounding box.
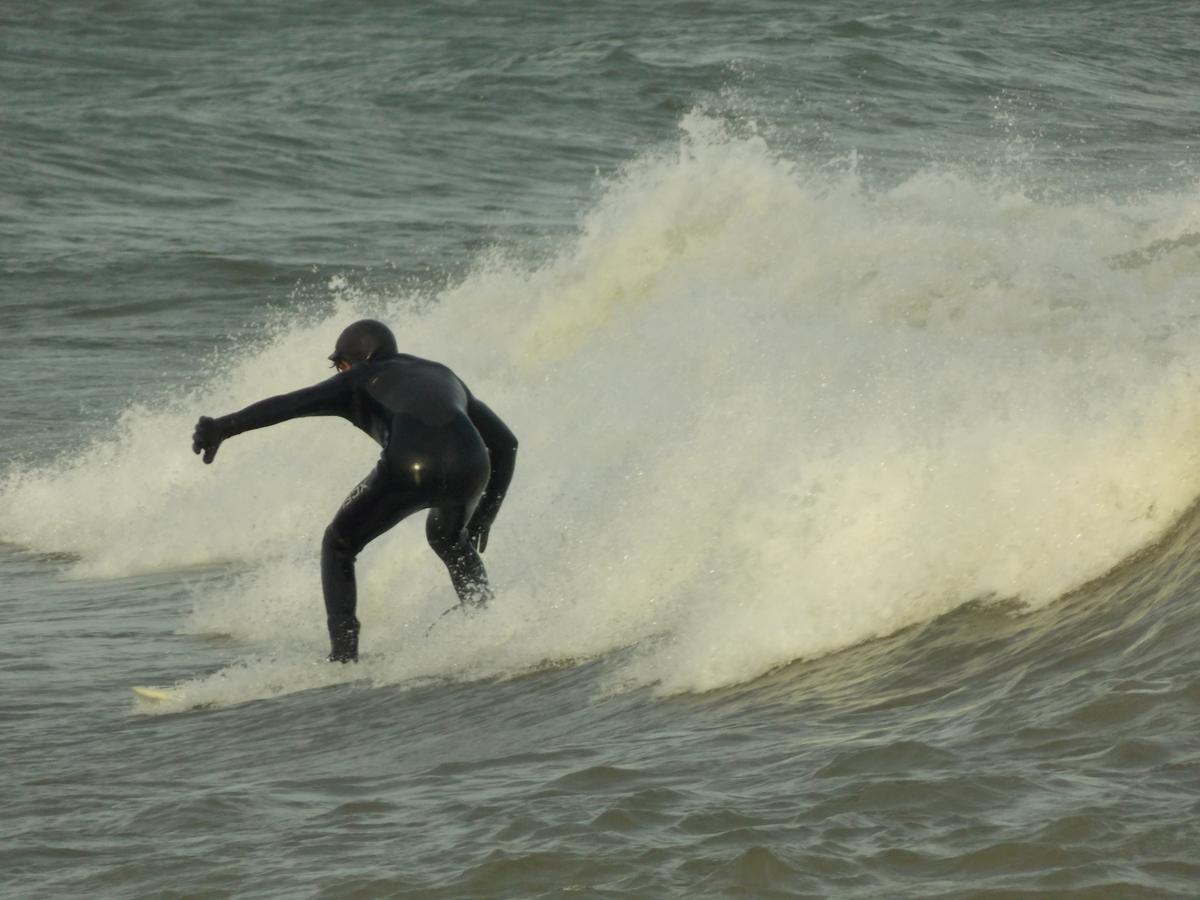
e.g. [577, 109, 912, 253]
[192, 415, 226, 464]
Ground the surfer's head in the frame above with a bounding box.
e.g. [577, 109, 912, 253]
[329, 319, 398, 370]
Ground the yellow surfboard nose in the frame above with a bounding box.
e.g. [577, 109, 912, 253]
[131, 685, 174, 703]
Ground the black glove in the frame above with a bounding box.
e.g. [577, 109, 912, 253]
[467, 508, 496, 553]
[192, 416, 226, 464]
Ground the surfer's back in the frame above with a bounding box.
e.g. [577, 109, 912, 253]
[360, 354, 471, 428]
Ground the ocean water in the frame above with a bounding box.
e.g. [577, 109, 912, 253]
[3, 1, 1200, 896]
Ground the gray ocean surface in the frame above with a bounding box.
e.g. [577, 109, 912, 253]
[3, 1, 1200, 896]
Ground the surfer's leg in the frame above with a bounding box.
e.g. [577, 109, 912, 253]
[426, 505, 492, 608]
[323, 465, 426, 661]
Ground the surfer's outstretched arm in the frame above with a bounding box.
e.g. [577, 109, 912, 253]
[464, 393, 518, 552]
[192, 374, 352, 464]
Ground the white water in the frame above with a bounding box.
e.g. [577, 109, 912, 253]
[5, 115, 1200, 700]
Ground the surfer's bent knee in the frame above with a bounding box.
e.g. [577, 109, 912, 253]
[323, 523, 359, 560]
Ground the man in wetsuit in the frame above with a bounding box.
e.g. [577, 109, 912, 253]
[191, 319, 518, 662]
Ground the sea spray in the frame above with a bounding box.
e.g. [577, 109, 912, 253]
[4, 114, 1200, 697]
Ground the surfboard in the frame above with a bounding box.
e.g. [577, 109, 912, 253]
[131, 685, 175, 703]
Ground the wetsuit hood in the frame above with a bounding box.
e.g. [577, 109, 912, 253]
[329, 319, 398, 366]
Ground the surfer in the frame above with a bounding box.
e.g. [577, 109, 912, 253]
[191, 319, 518, 663]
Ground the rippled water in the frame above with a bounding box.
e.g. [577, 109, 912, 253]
[4, 1, 1200, 896]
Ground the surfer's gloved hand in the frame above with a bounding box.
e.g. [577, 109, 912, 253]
[467, 511, 495, 553]
[192, 415, 227, 464]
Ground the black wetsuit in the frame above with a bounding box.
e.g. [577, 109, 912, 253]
[201, 353, 517, 661]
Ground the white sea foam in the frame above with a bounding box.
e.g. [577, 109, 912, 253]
[6, 113, 1200, 697]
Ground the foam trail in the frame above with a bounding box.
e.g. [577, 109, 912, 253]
[6, 112, 1200, 698]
